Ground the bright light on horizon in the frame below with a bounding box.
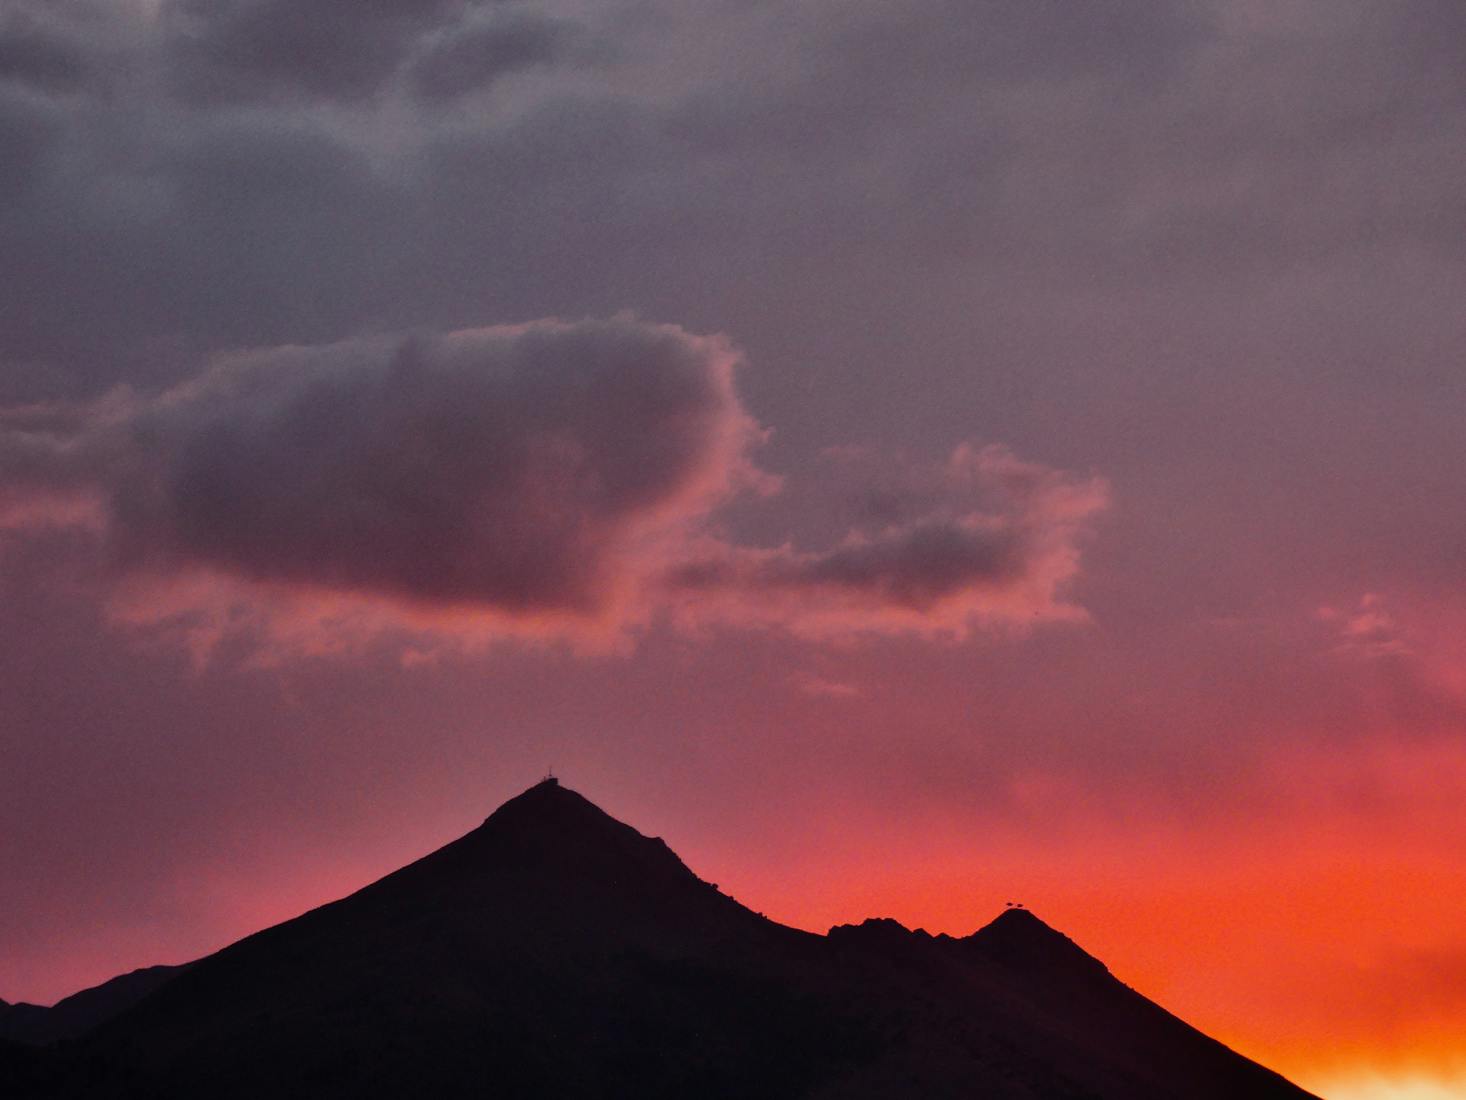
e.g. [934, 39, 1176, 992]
[1317, 1071, 1466, 1100]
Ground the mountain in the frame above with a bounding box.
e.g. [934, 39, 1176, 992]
[0, 966, 187, 1045]
[4, 780, 1320, 1099]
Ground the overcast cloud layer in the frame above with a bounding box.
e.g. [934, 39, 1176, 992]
[3, 2, 1465, 1093]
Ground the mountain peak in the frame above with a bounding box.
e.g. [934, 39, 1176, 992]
[481, 775, 583, 823]
[419, 780, 744, 938]
[474, 779, 675, 860]
[988, 907, 1049, 931]
[966, 907, 1111, 981]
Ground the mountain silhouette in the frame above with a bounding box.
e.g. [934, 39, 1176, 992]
[3, 780, 1320, 1098]
[0, 966, 187, 1046]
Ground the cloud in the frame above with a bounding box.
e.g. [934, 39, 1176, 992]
[406, 10, 581, 102]
[0, 11, 89, 94]
[163, 0, 465, 103]
[0, 321, 1108, 657]
[663, 443, 1110, 639]
[3, 0, 1464, 402]
[2, 318, 756, 642]
[0, 410, 106, 529]
[791, 673, 862, 700]
[1319, 594, 1411, 659]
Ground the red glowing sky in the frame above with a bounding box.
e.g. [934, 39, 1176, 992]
[4, 3, 1466, 1097]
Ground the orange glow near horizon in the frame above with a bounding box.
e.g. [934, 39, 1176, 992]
[10, 731, 1465, 1100]
[1318, 1070, 1466, 1100]
[674, 735, 1466, 1100]
[8, 654, 1465, 1100]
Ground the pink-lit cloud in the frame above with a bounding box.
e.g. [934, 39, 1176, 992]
[0, 320, 1108, 658]
[1, 317, 756, 654]
[662, 443, 1109, 639]
[1319, 594, 1412, 659]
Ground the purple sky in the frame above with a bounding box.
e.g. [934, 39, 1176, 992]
[3, 3, 1466, 1093]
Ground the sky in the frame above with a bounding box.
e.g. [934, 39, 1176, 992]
[1, 1, 1464, 1096]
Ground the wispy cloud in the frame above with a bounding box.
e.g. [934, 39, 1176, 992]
[1319, 594, 1411, 659]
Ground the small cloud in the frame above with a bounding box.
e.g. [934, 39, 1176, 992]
[1318, 593, 1411, 659]
[663, 444, 1110, 640]
[406, 10, 581, 102]
[791, 673, 862, 699]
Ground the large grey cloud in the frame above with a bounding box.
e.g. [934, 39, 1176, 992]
[2, 319, 751, 612]
[0, 319, 1106, 652]
[118, 320, 753, 612]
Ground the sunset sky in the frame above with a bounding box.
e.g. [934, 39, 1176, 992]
[3, 2, 1465, 1096]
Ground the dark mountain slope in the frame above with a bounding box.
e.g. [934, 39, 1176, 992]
[0, 1001, 48, 1045]
[0, 966, 187, 1045]
[814, 910, 1311, 1099]
[72, 781, 851, 1099]
[16, 780, 1319, 1099]
[0, 1037, 59, 1095]
[964, 909, 1304, 1098]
